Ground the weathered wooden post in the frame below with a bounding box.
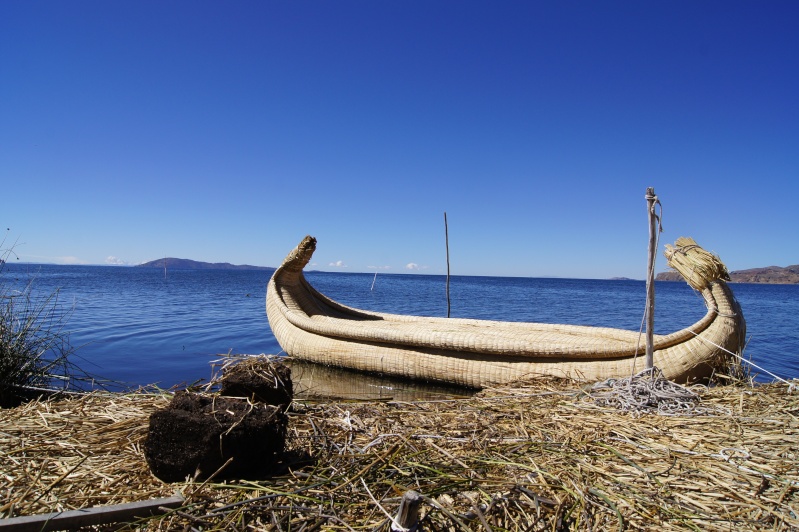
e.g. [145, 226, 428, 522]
[645, 187, 658, 370]
[393, 490, 422, 531]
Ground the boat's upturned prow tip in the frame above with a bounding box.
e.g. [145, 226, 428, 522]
[664, 237, 731, 291]
[278, 235, 317, 273]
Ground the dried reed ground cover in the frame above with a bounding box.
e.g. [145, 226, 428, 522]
[1, 381, 797, 531]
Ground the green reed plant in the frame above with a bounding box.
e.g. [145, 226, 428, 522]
[1, 233, 88, 407]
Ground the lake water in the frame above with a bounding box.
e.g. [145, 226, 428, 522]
[2, 264, 797, 390]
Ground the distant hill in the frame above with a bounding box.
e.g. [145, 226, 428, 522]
[137, 258, 275, 272]
[656, 264, 799, 284]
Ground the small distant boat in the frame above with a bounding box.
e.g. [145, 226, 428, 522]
[266, 236, 745, 388]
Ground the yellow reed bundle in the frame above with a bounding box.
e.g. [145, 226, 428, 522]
[664, 237, 731, 291]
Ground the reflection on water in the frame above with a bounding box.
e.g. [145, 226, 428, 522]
[288, 359, 475, 401]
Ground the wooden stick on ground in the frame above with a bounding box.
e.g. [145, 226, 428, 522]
[0, 495, 184, 532]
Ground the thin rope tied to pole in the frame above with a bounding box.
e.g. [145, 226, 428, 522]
[588, 367, 718, 416]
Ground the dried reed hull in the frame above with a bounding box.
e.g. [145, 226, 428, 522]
[1, 381, 797, 530]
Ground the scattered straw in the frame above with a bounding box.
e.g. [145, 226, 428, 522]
[1, 379, 797, 530]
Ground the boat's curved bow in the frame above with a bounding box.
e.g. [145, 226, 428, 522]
[266, 236, 745, 388]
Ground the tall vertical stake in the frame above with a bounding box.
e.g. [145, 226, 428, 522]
[445, 212, 451, 318]
[645, 187, 657, 370]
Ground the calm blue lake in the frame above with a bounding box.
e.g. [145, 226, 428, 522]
[2, 264, 797, 390]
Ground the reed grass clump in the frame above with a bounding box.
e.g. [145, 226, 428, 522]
[0, 236, 87, 407]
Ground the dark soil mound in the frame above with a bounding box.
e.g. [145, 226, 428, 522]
[144, 392, 287, 482]
[219, 357, 293, 407]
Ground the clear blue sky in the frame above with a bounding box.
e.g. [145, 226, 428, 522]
[2, 1, 797, 279]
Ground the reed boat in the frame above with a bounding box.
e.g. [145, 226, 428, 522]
[266, 236, 745, 388]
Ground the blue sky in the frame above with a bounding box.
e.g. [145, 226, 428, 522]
[2, 1, 797, 279]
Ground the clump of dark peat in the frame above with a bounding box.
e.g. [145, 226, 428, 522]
[144, 357, 292, 482]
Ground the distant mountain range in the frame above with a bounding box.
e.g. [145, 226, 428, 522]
[137, 258, 275, 272]
[656, 264, 799, 284]
[136, 257, 798, 283]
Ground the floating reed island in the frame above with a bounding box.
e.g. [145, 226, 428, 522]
[1, 363, 797, 531]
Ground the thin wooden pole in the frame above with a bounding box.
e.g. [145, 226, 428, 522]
[645, 187, 658, 370]
[0, 495, 184, 532]
[444, 212, 451, 318]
